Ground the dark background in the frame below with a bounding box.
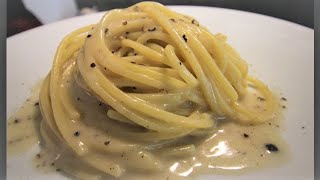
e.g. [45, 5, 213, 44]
[8, 0, 314, 37]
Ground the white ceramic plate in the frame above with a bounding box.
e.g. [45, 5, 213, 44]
[7, 6, 314, 180]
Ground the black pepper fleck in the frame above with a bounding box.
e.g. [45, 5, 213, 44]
[302, 126, 305, 129]
[104, 28, 108, 33]
[123, 21, 127, 25]
[56, 168, 61, 172]
[104, 141, 110, 146]
[281, 97, 287, 101]
[34, 102, 39, 106]
[99, 103, 102, 106]
[268, 123, 272, 125]
[90, 63, 96, 68]
[131, 62, 136, 64]
[77, 97, 80, 101]
[265, 144, 278, 152]
[182, 34, 187, 42]
[74, 131, 80, 136]
[159, 89, 168, 94]
[243, 133, 249, 138]
[259, 153, 264, 157]
[36, 153, 41, 158]
[191, 19, 199, 26]
[282, 105, 286, 109]
[170, 18, 176, 22]
[14, 119, 19, 124]
[125, 31, 129, 34]
[87, 34, 92, 38]
[148, 27, 156, 31]
[179, 62, 182, 65]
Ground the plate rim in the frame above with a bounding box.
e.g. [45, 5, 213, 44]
[7, 5, 313, 41]
[6, 5, 314, 179]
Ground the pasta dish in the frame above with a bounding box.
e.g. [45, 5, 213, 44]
[31, 2, 287, 179]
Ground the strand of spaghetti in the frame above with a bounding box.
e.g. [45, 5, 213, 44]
[108, 77, 160, 89]
[90, 40, 188, 90]
[231, 77, 278, 124]
[179, 27, 237, 115]
[121, 39, 170, 65]
[165, 45, 198, 86]
[39, 73, 63, 140]
[50, 26, 91, 156]
[105, 11, 148, 21]
[197, 30, 247, 95]
[136, 31, 173, 45]
[93, 35, 185, 90]
[110, 18, 152, 36]
[114, 47, 130, 57]
[210, 31, 248, 78]
[107, 109, 137, 125]
[224, 42, 249, 77]
[176, 28, 235, 114]
[60, 57, 80, 119]
[140, 4, 220, 114]
[127, 31, 144, 40]
[78, 46, 213, 128]
[133, 66, 182, 79]
[147, 43, 165, 54]
[77, 51, 193, 132]
[178, 26, 238, 103]
[120, 55, 164, 66]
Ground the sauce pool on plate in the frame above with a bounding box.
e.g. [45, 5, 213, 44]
[7, 81, 290, 179]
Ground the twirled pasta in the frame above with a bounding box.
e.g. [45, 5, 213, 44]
[39, 2, 278, 178]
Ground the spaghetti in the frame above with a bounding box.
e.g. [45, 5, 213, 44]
[39, 2, 279, 178]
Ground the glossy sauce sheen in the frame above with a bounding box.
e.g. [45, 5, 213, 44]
[8, 81, 289, 179]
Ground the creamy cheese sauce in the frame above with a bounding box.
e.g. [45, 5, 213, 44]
[7, 81, 43, 155]
[8, 81, 290, 179]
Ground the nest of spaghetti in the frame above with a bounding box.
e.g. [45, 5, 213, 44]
[39, 2, 278, 177]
